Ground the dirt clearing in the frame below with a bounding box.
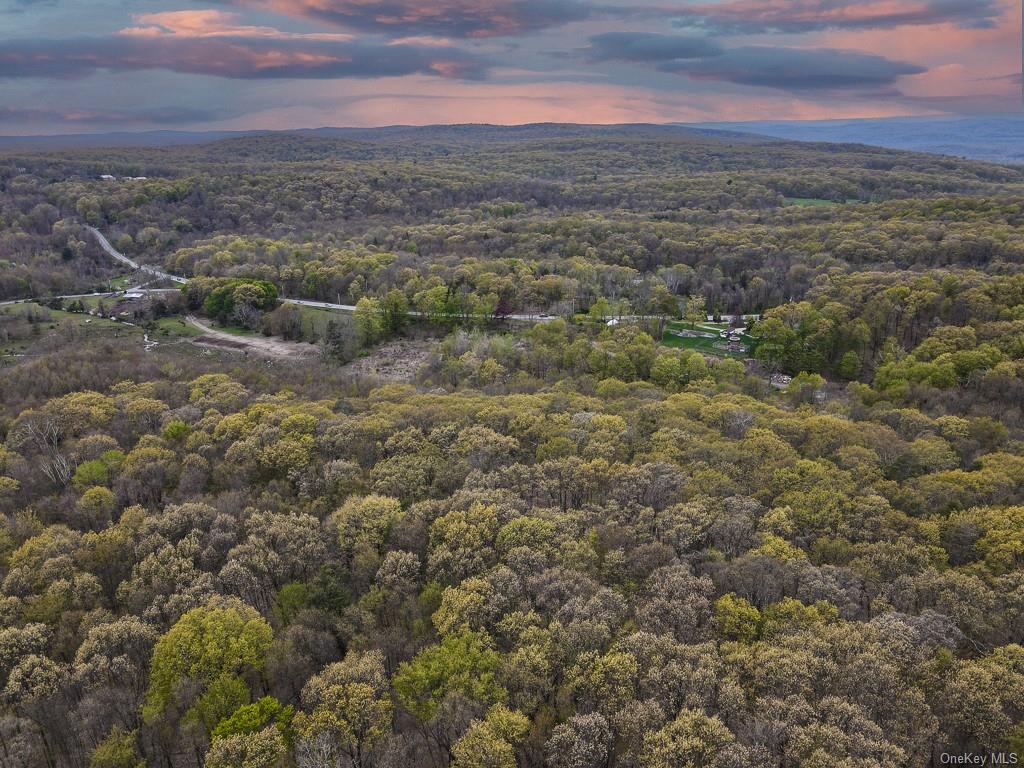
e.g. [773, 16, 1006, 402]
[340, 340, 433, 383]
[186, 316, 318, 359]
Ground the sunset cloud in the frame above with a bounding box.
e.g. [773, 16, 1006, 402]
[0, 0, 1015, 132]
[672, 0, 1005, 34]
[579, 33, 925, 92]
[121, 9, 353, 40]
[583, 32, 723, 63]
[227, 0, 593, 38]
[0, 35, 489, 80]
[665, 46, 925, 90]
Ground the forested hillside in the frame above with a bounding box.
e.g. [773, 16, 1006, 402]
[0, 125, 1022, 767]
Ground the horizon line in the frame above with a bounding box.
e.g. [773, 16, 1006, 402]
[4, 113, 1023, 140]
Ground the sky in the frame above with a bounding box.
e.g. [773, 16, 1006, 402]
[0, 0, 1021, 134]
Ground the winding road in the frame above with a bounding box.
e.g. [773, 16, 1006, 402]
[84, 227, 368, 311]
[2, 231, 583, 365]
[81, 227, 571, 323]
[86, 226, 188, 285]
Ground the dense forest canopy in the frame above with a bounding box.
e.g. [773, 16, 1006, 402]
[0, 124, 1022, 767]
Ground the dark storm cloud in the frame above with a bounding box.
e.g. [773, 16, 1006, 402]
[577, 31, 925, 92]
[0, 35, 489, 80]
[0, 106, 218, 125]
[671, 0, 1004, 34]
[583, 32, 723, 63]
[662, 46, 926, 90]
[229, 0, 594, 38]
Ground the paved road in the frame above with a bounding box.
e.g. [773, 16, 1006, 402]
[285, 297, 560, 323]
[85, 226, 188, 285]
[0, 292, 115, 307]
[84, 227, 367, 310]
[285, 298, 358, 312]
[81, 227, 608, 324]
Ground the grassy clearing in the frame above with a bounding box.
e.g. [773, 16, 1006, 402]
[152, 316, 204, 339]
[211, 324, 261, 338]
[661, 333, 743, 357]
[72, 295, 106, 311]
[784, 197, 840, 207]
[662, 320, 755, 358]
[295, 304, 345, 338]
[161, 305, 346, 346]
[1, 302, 142, 360]
[21, 305, 136, 331]
[109, 275, 135, 290]
[0, 310, 35, 357]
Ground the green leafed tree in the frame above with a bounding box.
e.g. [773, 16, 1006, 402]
[143, 598, 273, 731]
[393, 631, 506, 722]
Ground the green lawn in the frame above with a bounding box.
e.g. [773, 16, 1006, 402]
[152, 316, 204, 339]
[694, 321, 729, 332]
[110, 275, 136, 290]
[782, 198, 864, 207]
[784, 197, 841, 207]
[212, 323, 261, 338]
[74, 295, 105, 311]
[662, 320, 755, 358]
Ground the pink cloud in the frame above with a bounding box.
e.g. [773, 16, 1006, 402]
[673, 0, 1005, 33]
[0, 35, 489, 80]
[232, 0, 591, 38]
[121, 9, 353, 40]
[387, 36, 454, 47]
[817, 3, 1020, 83]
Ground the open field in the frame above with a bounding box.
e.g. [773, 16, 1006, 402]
[661, 320, 756, 358]
[294, 304, 349, 338]
[783, 197, 842, 206]
[109, 275, 136, 290]
[151, 316, 204, 339]
[0, 303, 143, 361]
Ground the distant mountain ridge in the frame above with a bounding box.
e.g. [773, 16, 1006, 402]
[692, 115, 1024, 165]
[0, 116, 1020, 165]
[0, 123, 761, 151]
[0, 129, 268, 150]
